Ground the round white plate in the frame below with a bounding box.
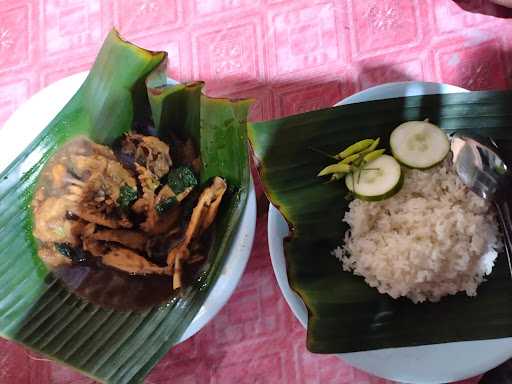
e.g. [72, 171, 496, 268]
[268, 81, 512, 384]
[0, 71, 256, 343]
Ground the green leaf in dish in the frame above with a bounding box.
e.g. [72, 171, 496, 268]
[248, 91, 512, 353]
[167, 166, 198, 194]
[118, 185, 138, 209]
[0, 29, 251, 383]
[155, 196, 178, 215]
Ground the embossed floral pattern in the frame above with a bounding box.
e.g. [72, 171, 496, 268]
[1, 0, 512, 382]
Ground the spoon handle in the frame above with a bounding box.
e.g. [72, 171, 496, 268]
[495, 201, 512, 279]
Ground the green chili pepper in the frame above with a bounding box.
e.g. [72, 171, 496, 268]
[329, 172, 346, 182]
[495, 163, 508, 175]
[339, 153, 361, 165]
[363, 148, 385, 163]
[353, 137, 381, 166]
[335, 139, 374, 159]
[359, 137, 380, 156]
[317, 162, 351, 177]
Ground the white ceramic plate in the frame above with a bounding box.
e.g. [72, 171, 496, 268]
[0, 71, 256, 343]
[268, 81, 512, 384]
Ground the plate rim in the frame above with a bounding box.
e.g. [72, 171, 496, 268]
[0, 70, 256, 344]
[267, 81, 512, 384]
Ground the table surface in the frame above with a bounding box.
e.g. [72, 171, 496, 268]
[1, 0, 512, 383]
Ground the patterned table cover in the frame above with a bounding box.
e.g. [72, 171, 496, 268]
[1, 0, 512, 382]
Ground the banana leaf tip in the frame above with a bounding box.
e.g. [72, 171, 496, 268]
[109, 27, 167, 61]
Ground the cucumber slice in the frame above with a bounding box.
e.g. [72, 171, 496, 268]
[390, 121, 449, 169]
[345, 154, 402, 201]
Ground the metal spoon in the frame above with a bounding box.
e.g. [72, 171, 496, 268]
[450, 132, 512, 278]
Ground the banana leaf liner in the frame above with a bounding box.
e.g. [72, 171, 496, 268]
[0, 29, 251, 383]
[248, 91, 512, 353]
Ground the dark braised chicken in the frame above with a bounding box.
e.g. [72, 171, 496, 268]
[32, 134, 226, 289]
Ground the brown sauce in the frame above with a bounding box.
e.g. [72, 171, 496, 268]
[53, 264, 174, 311]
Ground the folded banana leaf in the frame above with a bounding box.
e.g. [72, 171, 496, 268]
[248, 91, 512, 353]
[0, 29, 251, 383]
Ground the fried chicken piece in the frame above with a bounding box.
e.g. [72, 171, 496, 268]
[83, 236, 109, 257]
[121, 133, 172, 178]
[68, 157, 136, 228]
[37, 243, 71, 268]
[68, 136, 117, 161]
[155, 185, 174, 206]
[51, 164, 67, 189]
[148, 205, 183, 236]
[33, 196, 81, 245]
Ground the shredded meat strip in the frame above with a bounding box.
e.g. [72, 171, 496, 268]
[121, 133, 172, 178]
[167, 177, 227, 288]
[132, 164, 159, 233]
[103, 248, 170, 275]
[90, 229, 148, 251]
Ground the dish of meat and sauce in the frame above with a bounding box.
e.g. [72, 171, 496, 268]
[32, 132, 226, 310]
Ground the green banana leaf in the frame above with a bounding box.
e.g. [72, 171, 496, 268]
[0, 29, 251, 383]
[249, 91, 512, 353]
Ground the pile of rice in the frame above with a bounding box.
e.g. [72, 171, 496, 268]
[333, 160, 501, 303]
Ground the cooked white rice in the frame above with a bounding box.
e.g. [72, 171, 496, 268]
[333, 160, 501, 303]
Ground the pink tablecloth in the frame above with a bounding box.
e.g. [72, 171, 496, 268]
[1, 0, 511, 383]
